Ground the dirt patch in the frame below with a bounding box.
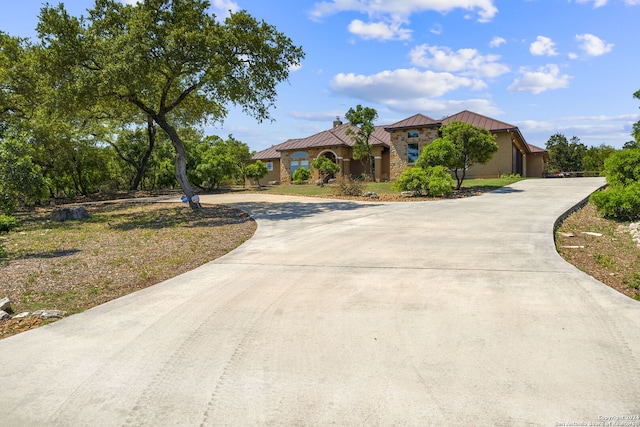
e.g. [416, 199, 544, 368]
[0, 202, 256, 339]
[555, 203, 640, 300]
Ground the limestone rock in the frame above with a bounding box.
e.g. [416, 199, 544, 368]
[362, 192, 379, 199]
[0, 310, 10, 321]
[13, 312, 30, 319]
[33, 310, 66, 319]
[51, 205, 90, 222]
[0, 296, 11, 312]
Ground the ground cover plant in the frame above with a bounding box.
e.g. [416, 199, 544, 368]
[0, 202, 256, 339]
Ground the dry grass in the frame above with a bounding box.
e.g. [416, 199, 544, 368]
[0, 202, 255, 339]
[556, 203, 640, 300]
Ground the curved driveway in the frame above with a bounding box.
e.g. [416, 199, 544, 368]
[1, 178, 639, 426]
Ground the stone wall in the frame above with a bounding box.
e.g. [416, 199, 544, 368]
[388, 128, 439, 180]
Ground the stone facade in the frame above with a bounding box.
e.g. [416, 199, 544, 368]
[388, 128, 439, 180]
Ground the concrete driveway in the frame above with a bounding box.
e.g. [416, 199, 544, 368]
[1, 177, 639, 426]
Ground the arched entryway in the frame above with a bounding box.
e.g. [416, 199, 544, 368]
[316, 150, 339, 182]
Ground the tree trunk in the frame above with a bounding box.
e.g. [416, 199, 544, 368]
[130, 116, 156, 191]
[154, 115, 199, 210]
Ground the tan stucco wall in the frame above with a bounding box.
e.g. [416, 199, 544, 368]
[388, 128, 439, 180]
[262, 160, 281, 183]
[526, 154, 546, 178]
[465, 132, 514, 179]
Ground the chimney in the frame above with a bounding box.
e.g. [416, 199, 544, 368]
[333, 116, 343, 128]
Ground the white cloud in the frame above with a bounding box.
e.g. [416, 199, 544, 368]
[489, 36, 506, 48]
[410, 44, 510, 78]
[574, 0, 608, 7]
[348, 18, 412, 41]
[310, 0, 499, 23]
[330, 68, 484, 102]
[530, 36, 559, 56]
[576, 33, 614, 56]
[120, 0, 141, 4]
[386, 98, 503, 116]
[211, 0, 240, 13]
[508, 64, 571, 94]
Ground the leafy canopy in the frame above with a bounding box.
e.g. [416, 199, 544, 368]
[416, 121, 497, 189]
[345, 105, 378, 179]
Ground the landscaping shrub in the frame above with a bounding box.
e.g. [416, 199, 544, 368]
[603, 148, 640, 187]
[590, 183, 640, 221]
[426, 166, 454, 197]
[292, 168, 311, 184]
[0, 214, 19, 234]
[392, 166, 454, 197]
[333, 176, 366, 196]
[392, 167, 428, 195]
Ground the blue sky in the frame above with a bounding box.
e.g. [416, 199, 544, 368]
[2, 0, 639, 151]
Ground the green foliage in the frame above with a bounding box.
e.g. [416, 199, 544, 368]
[311, 156, 340, 183]
[292, 167, 311, 184]
[545, 133, 587, 172]
[590, 183, 640, 221]
[0, 214, 19, 233]
[426, 166, 454, 197]
[0, 137, 47, 213]
[581, 144, 616, 172]
[416, 121, 498, 190]
[415, 138, 456, 169]
[392, 166, 454, 196]
[245, 160, 269, 186]
[602, 148, 640, 187]
[333, 176, 366, 196]
[500, 173, 521, 179]
[36, 0, 304, 206]
[392, 167, 428, 195]
[188, 135, 251, 190]
[345, 105, 378, 180]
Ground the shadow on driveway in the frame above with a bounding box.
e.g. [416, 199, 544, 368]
[226, 200, 382, 222]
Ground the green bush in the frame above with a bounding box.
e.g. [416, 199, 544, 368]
[333, 176, 366, 196]
[392, 167, 428, 195]
[0, 214, 19, 234]
[426, 166, 454, 197]
[392, 166, 454, 197]
[603, 148, 640, 187]
[590, 183, 640, 221]
[292, 168, 311, 184]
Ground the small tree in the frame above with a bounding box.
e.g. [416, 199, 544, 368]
[416, 121, 498, 190]
[245, 161, 269, 187]
[345, 105, 378, 181]
[292, 167, 311, 184]
[311, 156, 340, 184]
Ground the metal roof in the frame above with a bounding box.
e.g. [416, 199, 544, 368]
[442, 110, 517, 132]
[384, 113, 440, 131]
[252, 111, 548, 160]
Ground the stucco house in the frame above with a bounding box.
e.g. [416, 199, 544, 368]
[252, 110, 548, 184]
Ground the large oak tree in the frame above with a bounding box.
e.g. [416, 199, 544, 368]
[37, 0, 304, 208]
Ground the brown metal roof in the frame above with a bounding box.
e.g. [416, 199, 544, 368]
[252, 140, 293, 160]
[442, 110, 516, 132]
[527, 143, 546, 153]
[384, 114, 440, 131]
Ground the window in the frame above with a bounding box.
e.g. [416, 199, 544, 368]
[408, 130, 419, 138]
[407, 143, 419, 163]
[290, 151, 309, 176]
[266, 162, 273, 171]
